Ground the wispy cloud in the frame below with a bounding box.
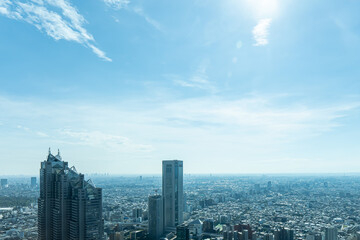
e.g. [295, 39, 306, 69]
[171, 61, 216, 92]
[103, 0, 130, 9]
[1, 94, 359, 173]
[0, 0, 111, 61]
[133, 7, 162, 31]
[59, 129, 153, 152]
[16, 124, 49, 137]
[103, 0, 162, 32]
[162, 97, 358, 139]
[1, 95, 359, 143]
[252, 18, 272, 46]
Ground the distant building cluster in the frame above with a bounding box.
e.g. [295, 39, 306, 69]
[1, 149, 360, 240]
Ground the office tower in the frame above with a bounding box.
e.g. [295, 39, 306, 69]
[38, 149, 103, 240]
[162, 160, 184, 229]
[133, 208, 143, 220]
[267, 181, 272, 190]
[176, 225, 190, 240]
[234, 231, 239, 240]
[314, 233, 323, 240]
[1, 179, 8, 188]
[234, 224, 253, 240]
[148, 195, 164, 240]
[274, 228, 294, 240]
[31, 177, 37, 188]
[202, 219, 214, 233]
[253, 232, 257, 240]
[243, 229, 249, 240]
[306, 235, 315, 240]
[325, 227, 338, 240]
[265, 233, 275, 240]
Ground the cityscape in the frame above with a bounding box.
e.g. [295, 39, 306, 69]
[1, 150, 360, 240]
[1, 0, 360, 240]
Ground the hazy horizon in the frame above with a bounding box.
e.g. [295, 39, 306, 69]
[1, 0, 360, 175]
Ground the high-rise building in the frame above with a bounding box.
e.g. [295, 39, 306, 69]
[234, 224, 253, 240]
[148, 195, 164, 240]
[133, 208, 143, 220]
[162, 160, 184, 229]
[38, 149, 103, 240]
[315, 233, 323, 240]
[325, 227, 338, 240]
[202, 219, 214, 233]
[1, 178, 8, 188]
[274, 228, 294, 240]
[243, 229, 249, 240]
[176, 225, 190, 240]
[31, 177, 37, 188]
[265, 233, 275, 240]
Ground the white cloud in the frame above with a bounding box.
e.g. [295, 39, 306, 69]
[0, 94, 359, 173]
[252, 18, 272, 46]
[133, 7, 162, 31]
[103, 0, 129, 9]
[16, 124, 49, 137]
[0, 0, 111, 61]
[59, 129, 153, 152]
[1, 95, 358, 143]
[103, 0, 162, 32]
[89, 45, 112, 62]
[17, 125, 30, 131]
[36, 131, 49, 137]
[158, 96, 360, 142]
[171, 61, 216, 92]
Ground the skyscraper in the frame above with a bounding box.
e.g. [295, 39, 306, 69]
[274, 228, 294, 240]
[38, 149, 103, 240]
[325, 227, 338, 240]
[148, 195, 164, 240]
[162, 160, 183, 229]
[176, 225, 190, 240]
[1, 179, 8, 188]
[31, 177, 37, 188]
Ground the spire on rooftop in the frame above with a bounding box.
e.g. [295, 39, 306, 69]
[55, 148, 62, 161]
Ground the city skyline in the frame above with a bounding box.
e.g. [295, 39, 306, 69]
[1, 0, 360, 175]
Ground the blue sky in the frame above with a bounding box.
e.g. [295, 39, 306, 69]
[0, 0, 360, 175]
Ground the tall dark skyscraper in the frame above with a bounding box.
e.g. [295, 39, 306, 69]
[274, 228, 294, 240]
[38, 149, 103, 240]
[162, 160, 184, 230]
[176, 225, 190, 240]
[31, 177, 37, 188]
[148, 195, 164, 240]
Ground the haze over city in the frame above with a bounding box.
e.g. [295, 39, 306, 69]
[1, 0, 360, 175]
